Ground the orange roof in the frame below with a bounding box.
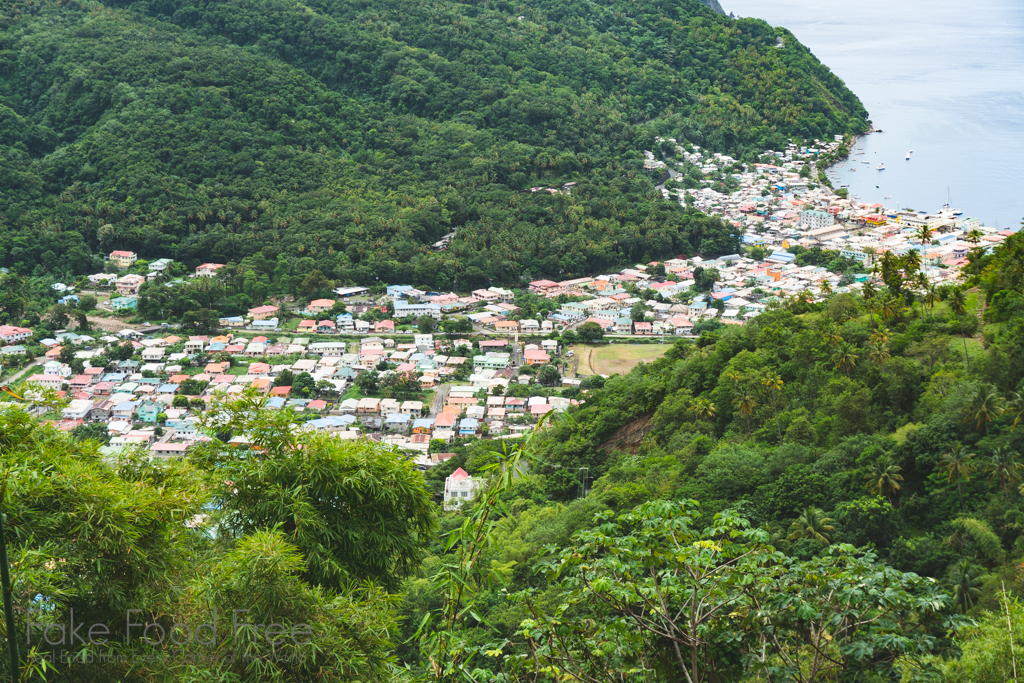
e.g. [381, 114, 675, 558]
[269, 386, 291, 397]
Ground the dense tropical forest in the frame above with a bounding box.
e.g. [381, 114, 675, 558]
[0, 0, 866, 289]
[3, 231, 1024, 682]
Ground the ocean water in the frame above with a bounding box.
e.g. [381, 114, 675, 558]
[724, 0, 1024, 228]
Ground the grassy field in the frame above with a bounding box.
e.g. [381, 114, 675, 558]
[574, 343, 670, 376]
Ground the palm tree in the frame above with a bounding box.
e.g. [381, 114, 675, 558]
[948, 559, 983, 613]
[865, 455, 904, 505]
[923, 282, 939, 329]
[832, 342, 859, 379]
[867, 341, 890, 369]
[1007, 392, 1024, 432]
[870, 327, 893, 346]
[819, 280, 833, 298]
[965, 229, 983, 247]
[760, 521, 791, 552]
[761, 370, 784, 443]
[732, 387, 758, 441]
[688, 398, 716, 425]
[981, 447, 1022, 498]
[788, 506, 835, 545]
[862, 281, 878, 328]
[938, 443, 976, 512]
[916, 224, 934, 245]
[945, 287, 972, 369]
[881, 294, 902, 323]
[901, 249, 923, 277]
[964, 386, 1004, 434]
[821, 320, 844, 349]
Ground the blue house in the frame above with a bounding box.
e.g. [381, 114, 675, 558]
[459, 418, 480, 436]
[386, 413, 411, 432]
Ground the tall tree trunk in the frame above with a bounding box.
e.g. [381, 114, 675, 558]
[957, 481, 965, 513]
[772, 394, 781, 443]
[961, 326, 971, 371]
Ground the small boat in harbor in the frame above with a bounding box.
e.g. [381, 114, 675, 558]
[876, 163, 886, 170]
[905, 152, 911, 160]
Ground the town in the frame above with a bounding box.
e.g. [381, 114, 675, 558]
[1, 137, 1014, 507]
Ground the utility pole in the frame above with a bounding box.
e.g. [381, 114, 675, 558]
[0, 509, 19, 683]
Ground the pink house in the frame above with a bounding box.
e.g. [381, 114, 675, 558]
[523, 349, 550, 365]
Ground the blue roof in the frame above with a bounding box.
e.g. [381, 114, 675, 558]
[158, 384, 179, 393]
[266, 397, 286, 409]
[413, 418, 434, 429]
[207, 342, 226, 351]
[459, 418, 479, 429]
[767, 252, 795, 263]
[114, 401, 136, 411]
[386, 413, 410, 423]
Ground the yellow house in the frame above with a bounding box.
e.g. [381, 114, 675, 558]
[109, 250, 138, 268]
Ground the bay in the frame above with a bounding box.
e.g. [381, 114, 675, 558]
[723, 0, 1024, 228]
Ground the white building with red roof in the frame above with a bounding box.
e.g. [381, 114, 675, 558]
[443, 467, 482, 509]
[195, 263, 226, 277]
[0, 325, 31, 343]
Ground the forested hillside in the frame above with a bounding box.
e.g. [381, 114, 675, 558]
[0, 0, 866, 287]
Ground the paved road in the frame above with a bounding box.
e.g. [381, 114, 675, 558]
[0, 359, 42, 387]
[655, 166, 680, 191]
[430, 384, 450, 416]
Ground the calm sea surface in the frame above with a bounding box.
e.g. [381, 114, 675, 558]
[724, 0, 1024, 228]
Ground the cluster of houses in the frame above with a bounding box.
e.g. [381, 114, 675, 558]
[650, 137, 1015, 294]
[15, 323, 577, 465]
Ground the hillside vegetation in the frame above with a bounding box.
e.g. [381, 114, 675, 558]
[0, 0, 866, 288]
[5, 232, 1024, 683]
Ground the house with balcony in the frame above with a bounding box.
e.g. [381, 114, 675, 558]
[0, 325, 32, 344]
[195, 263, 225, 278]
[109, 250, 138, 268]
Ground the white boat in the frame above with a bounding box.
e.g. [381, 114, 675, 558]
[876, 163, 886, 170]
[861, 161, 870, 164]
[905, 152, 911, 160]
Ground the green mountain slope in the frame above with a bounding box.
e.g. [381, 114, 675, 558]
[0, 0, 866, 286]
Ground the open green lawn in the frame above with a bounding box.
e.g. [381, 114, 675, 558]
[573, 343, 670, 376]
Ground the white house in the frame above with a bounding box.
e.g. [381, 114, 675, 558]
[443, 467, 483, 509]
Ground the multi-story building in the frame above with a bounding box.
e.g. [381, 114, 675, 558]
[109, 250, 138, 268]
[443, 467, 482, 509]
